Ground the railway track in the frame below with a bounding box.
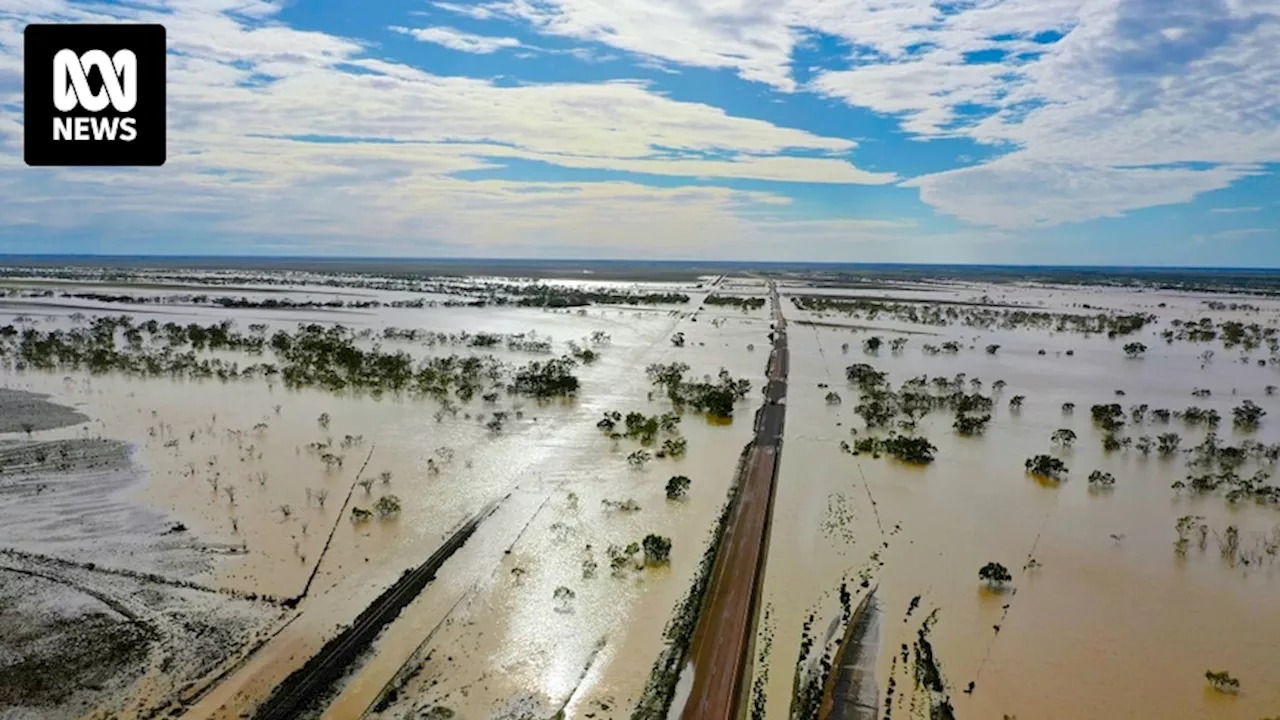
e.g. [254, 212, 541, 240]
[252, 497, 505, 720]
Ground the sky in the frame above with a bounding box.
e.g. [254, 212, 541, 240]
[0, 0, 1278, 265]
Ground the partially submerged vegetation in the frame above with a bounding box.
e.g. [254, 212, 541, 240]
[8, 263, 1280, 719]
[847, 433, 937, 464]
[704, 294, 766, 311]
[1, 277, 691, 309]
[0, 317, 592, 400]
[645, 362, 752, 418]
[794, 296, 1156, 337]
[633, 444, 750, 719]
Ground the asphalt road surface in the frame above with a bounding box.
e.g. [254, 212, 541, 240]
[680, 281, 788, 720]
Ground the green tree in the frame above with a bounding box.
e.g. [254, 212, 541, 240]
[978, 562, 1012, 587]
[1204, 670, 1239, 694]
[1087, 470, 1116, 487]
[642, 534, 672, 565]
[665, 475, 691, 500]
[374, 494, 402, 518]
[1123, 342, 1147, 358]
[1025, 454, 1068, 480]
[1232, 400, 1266, 431]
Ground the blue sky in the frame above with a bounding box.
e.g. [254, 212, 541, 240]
[0, 0, 1277, 265]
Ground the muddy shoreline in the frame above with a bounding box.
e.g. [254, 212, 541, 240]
[0, 388, 284, 719]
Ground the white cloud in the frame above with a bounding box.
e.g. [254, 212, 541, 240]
[1210, 206, 1261, 214]
[459, 0, 1280, 229]
[468, 0, 803, 90]
[0, 0, 909, 258]
[901, 155, 1260, 228]
[431, 2, 498, 21]
[390, 25, 522, 54]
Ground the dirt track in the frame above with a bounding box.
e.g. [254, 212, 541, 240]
[680, 281, 788, 720]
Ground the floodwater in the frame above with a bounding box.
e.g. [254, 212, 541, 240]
[755, 286, 1280, 720]
[0, 279, 774, 719]
[4, 275, 1279, 719]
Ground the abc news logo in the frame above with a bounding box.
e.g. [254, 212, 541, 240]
[25, 24, 166, 166]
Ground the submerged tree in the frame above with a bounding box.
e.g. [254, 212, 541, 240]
[1087, 470, 1116, 488]
[374, 494, 402, 518]
[553, 585, 576, 613]
[978, 562, 1012, 588]
[1134, 435, 1154, 456]
[665, 475, 691, 499]
[1205, 670, 1240, 694]
[1232, 400, 1266, 431]
[953, 413, 992, 436]
[1123, 342, 1147, 358]
[1157, 432, 1182, 456]
[642, 533, 672, 565]
[1091, 403, 1126, 432]
[853, 433, 937, 464]
[1051, 428, 1077, 448]
[1025, 454, 1068, 481]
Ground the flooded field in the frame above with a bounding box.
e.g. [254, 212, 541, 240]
[2, 266, 1279, 719]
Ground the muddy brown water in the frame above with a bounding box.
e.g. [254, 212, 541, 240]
[1, 285, 773, 719]
[755, 287, 1280, 720]
[2, 278, 1278, 719]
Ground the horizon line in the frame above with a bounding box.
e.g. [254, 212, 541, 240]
[0, 253, 1279, 272]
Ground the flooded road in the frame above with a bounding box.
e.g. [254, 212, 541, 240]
[3, 274, 1280, 719]
[679, 280, 788, 720]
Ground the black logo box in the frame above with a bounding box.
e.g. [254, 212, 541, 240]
[24, 23, 166, 167]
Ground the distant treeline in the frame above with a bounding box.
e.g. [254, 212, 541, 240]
[788, 266, 1280, 296]
[793, 296, 1155, 337]
[1, 286, 689, 309]
[0, 268, 692, 306]
[0, 316, 596, 400]
[704, 294, 766, 310]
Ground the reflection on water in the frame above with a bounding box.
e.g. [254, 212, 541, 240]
[758, 288, 1280, 720]
[5, 278, 1279, 719]
[0, 292, 774, 719]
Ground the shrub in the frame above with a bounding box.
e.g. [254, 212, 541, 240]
[374, 494, 402, 518]
[1205, 670, 1239, 694]
[643, 534, 672, 565]
[665, 475, 691, 500]
[978, 562, 1012, 587]
[1123, 342, 1147, 358]
[1025, 454, 1067, 480]
[1087, 470, 1115, 487]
